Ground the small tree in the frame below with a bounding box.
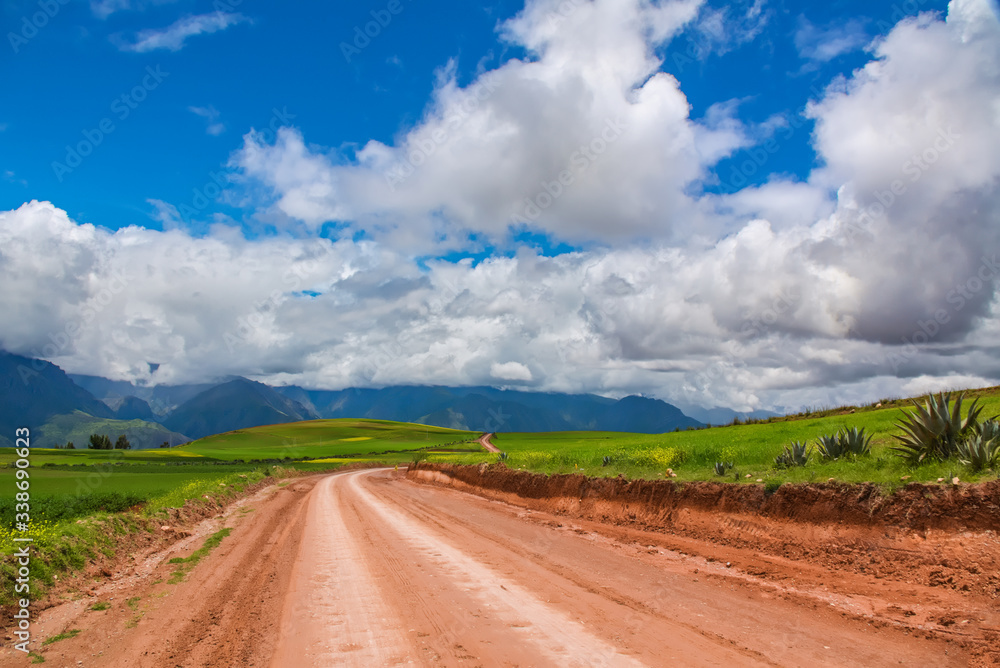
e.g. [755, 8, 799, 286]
[88, 434, 112, 450]
[66, 441, 75, 450]
[114, 434, 131, 450]
[160, 441, 169, 448]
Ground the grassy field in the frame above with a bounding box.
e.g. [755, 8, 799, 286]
[0, 419, 480, 604]
[432, 388, 1000, 489]
[1, 391, 998, 606]
[178, 419, 478, 460]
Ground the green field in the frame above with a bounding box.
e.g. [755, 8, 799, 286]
[180, 418, 478, 460]
[0, 419, 480, 605]
[432, 388, 1000, 488]
[1, 391, 998, 607]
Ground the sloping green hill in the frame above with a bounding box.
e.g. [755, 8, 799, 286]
[0, 351, 114, 438]
[440, 387, 1000, 486]
[38, 410, 189, 450]
[179, 418, 478, 460]
[163, 378, 320, 439]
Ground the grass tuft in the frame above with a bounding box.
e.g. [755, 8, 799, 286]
[41, 629, 80, 646]
[168, 528, 232, 584]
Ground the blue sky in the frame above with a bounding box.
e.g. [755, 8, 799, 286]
[2, 0, 946, 240]
[1, 0, 998, 413]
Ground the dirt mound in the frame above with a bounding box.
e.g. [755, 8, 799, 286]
[410, 462, 1000, 532]
[409, 462, 1000, 665]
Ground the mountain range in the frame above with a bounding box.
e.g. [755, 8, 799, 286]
[0, 350, 780, 448]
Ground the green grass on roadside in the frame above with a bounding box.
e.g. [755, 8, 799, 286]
[41, 629, 80, 646]
[435, 388, 1000, 489]
[167, 528, 232, 584]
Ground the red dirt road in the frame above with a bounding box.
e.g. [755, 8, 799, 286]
[479, 432, 500, 453]
[8, 468, 994, 666]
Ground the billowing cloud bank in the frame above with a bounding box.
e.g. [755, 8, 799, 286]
[2, 0, 999, 412]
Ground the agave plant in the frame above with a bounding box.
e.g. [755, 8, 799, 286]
[891, 392, 983, 464]
[816, 433, 846, 460]
[977, 419, 1000, 442]
[497, 451, 509, 463]
[957, 432, 1000, 471]
[840, 427, 873, 456]
[713, 461, 734, 476]
[775, 441, 810, 468]
[602, 455, 612, 467]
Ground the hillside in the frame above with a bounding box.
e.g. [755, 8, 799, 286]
[163, 378, 320, 440]
[180, 418, 477, 460]
[0, 351, 114, 438]
[277, 385, 703, 433]
[38, 410, 189, 450]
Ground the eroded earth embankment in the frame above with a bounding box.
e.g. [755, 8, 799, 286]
[410, 462, 1000, 664]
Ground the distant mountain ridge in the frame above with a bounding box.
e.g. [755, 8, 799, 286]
[0, 352, 184, 449]
[163, 378, 320, 440]
[1, 351, 717, 447]
[275, 385, 704, 433]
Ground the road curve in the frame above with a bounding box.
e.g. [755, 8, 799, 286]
[478, 432, 500, 453]
[269, 469, 959, 667]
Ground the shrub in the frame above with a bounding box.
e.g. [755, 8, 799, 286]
[816, 433, 845, 460]
[892, 392, 983, 464]
[956, 432, 1000, 471]
[977, 419, 1000, 442]
[775, 441, 809, 468]
[817, 427, 872, 460]
[840, 427, 873, 456]
[713, 461, 734, 476]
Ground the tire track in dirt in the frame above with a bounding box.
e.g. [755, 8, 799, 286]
[8, 468, 982, 667]
[346, 469, 650, 668]
[270, 474, 415, 666]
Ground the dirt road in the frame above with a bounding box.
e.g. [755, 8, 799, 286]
[479, 432, 499, 453]
[10, 468, 993, 666]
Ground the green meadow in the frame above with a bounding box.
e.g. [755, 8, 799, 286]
[432, 387, 1000, 489]
[180, 418, 478, 460]
[0, 419, 479, 604]
[1, 389, 998, 605]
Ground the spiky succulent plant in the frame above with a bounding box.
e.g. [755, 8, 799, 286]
[956, 432, 1000, 471]
[839, 427, 873, 456]
[775, 441, 810, 468]
[891, 392, 982, 464]
[713, 461, 734, 476]
[816, 433, 846, 460]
